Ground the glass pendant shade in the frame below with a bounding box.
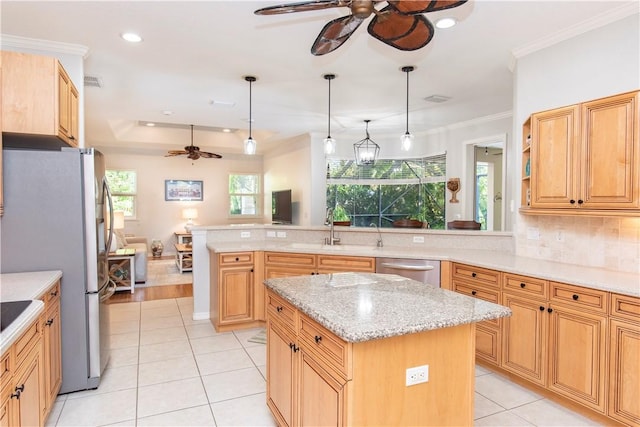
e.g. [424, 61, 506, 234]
[244, 75, 257, 155]
[324, 136, 336, 155]
[354, 120, 380, 166]
[401, 66, 415, 152]
[401, 132, 414, 151]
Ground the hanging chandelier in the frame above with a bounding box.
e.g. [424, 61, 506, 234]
[244, 75, 257, 155]
[323, 73, 336, 155]
[400, 66, 415, 151]
[353, 120, 380, 166]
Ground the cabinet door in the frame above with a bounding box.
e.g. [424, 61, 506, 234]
[0, 388, 10, 427]
[219, 266, 253, 324]
[581, 91, 639, 208]
[68, 84, 79, 147]
[57, 64, 71, 139]
[608, 318, 640, 426]
[530, 105, 580, 208]
[13, 348, 44, 427]
[547, 305, 607, 413]
[267, 320, 296, 427]
[299, 350, 345, 427]
[501, 293, 548, 385]
[44, 301, 62, 411]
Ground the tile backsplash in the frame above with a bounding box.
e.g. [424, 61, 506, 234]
[516, 215, 640, 274]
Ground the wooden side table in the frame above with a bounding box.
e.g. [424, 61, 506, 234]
[174, 232, 192, 245]
[174, 243, 193, 273]
[108, 248, 136, 293]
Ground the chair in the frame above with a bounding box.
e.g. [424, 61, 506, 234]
[447, 220, 481, 230]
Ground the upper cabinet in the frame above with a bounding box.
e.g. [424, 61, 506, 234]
[1, 51, 79, 147]
[521, 90, 639, 216]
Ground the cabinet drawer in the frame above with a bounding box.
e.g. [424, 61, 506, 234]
[453, 280, 501, 327]
[317, 255, 375, 272]
[503, 273, 548, 299]
[266, 291, 297, 331]
[299, 314, 350, 377]
[42, 281, 61, 307]
[14, 318, 41, 362]
[550, 282, 608, 314]
[0, 351, 12, 390]
[611, 293, 640, 323]
[452, 263, 500, 289]
[219, 252, 253, 265]
[265, 252, 316, 268]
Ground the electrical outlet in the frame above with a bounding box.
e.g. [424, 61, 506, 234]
[556, 230, 564, 242]
[240, 231, 251, 238]
[266, 231, 276, 238]
[405, 365, 429, 386]
[412, 236, 425, 243]
[526, 227, 540, 240]
[276, 231, 287, 238]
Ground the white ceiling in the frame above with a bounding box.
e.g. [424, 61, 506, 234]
[1, 1, 636, 155]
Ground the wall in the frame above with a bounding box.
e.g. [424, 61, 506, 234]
[514, 13, 640, 273]
[97, 148, 263, 255]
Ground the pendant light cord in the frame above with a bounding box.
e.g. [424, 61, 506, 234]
[248, 79, 253, 138]
[327, 76, 331, 138]
[405, 69, 409, 133]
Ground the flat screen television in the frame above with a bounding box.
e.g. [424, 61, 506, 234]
[272, 189, 292, 224]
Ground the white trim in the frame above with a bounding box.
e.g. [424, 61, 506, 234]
[426, 111, 512, 135]
[1, 34, 89, 58]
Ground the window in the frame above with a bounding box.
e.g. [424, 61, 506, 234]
[106, 170, 137, 218]
[229, 174, 261, 217]
[326, 155, 446, 229]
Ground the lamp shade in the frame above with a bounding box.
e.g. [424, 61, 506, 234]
[112, 211, 125, 230]
[182, 208, 198, 220]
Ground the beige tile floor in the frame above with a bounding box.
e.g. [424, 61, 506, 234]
[44, 297, 603, 427]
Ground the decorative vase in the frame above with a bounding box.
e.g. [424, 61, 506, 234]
[151, 239, 164, 258]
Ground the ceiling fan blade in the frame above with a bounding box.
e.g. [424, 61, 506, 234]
[255, 0, 345, 15]
[166, 150, 188, 156]
[199, 151, 223, 159]
[311, 14, 364, 56]
[387, 0, 467, 15]
[367, 6, 433, 51]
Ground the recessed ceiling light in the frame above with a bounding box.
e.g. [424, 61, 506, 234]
[222, 129, 231, 133]
[209, 100, 236, 107]
[121, 32, 142, 43]
[145, 122, 155, 127]
[435, 17, 457, 29]
[162, 110, 173, 116]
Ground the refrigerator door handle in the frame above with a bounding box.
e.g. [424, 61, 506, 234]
[104, 178, 114, 254]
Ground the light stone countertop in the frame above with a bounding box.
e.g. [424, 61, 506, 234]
[0, 270, 63, 355]
[208, 242, 640, 297]
[264, 272, 512, 343]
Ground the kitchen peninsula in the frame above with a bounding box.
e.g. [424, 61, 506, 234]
[264, 272, 511, 426]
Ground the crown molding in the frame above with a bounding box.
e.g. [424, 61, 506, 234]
[0, 34, 89, 58]
[509, 2, 639, 69]
[426, 111, 513, 135]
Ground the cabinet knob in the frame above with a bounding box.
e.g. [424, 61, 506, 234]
[235, 257, 239, 261]
[471, 272, 477, 278]
[520, 283, 526, 288]
[570, 199, 576, 204]
[310, 272, 316, 275]
[46, 318, 54, 326]
[539, 306, 545, 311]
[547, 308, 553, 313]
[15, 384, 24, 393]
[250, 268, 254, 273]
[471, 290, 477, 296]
[314, 335, 322, 344]
[289, 343, 299, 353]
[577, 199, 584, 205]
[50, 290, 59, 297]
[276, 306, 283, 312]
[572, 294, 579, 301]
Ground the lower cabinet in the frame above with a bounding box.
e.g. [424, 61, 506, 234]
[298, 350, 345, 426]
[42, 281, 62, 413]
[266, 320, 296, 427]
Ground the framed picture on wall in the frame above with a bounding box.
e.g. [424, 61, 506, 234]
[165, 180, 203, 201]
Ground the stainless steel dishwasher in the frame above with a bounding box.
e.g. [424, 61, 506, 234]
[375, 258, 441, 287]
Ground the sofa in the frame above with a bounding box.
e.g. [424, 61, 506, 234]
[114, 231, 148, 283]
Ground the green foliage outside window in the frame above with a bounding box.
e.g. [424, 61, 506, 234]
[229, 174, 260, 216]
[106, 170, 137, 218]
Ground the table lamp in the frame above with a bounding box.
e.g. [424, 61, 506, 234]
[109, 211, 125, 252]
[182, 208, 198, 233]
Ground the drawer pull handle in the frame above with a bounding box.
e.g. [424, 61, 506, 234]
[46, 319, 54, 326]
[520, 283, 526, 288]
[50, 290, 59, 297]
[289, 343, 299, 352]
[314, 335, 322, 344]
[572, 294, 579, 301]
[471, 290, 477, 296]
[10, 390, 20, 399]
[471, 272, 477, 278]
[15, 385, 24, 393]
[547, 308, 553, 313]
[276, 306, 283, 312]
[539, 306, 545, 311]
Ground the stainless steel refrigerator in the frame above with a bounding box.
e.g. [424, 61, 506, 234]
[1, 147, 115, 393]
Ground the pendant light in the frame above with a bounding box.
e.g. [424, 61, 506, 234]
[323, 73, 336, 155]
[354, 120, 380, 166]
[400, 66, 415, 151]
[244, 75, 257, 155]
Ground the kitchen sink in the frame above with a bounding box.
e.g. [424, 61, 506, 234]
[0, 300, 33, 332]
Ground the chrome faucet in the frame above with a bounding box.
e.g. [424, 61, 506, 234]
[324, 208, 341, 246]
[370, 222, 383, 248]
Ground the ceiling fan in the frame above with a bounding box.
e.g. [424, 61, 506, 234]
[165, 125, 222, 160]
[254, 0, 467, 56]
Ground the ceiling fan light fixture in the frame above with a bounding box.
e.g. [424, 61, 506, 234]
[401, 66, 415, 151]
[354, 120, 380, 166]
[243, 75, 258, 155]
[435, 17, 457, 29]
[323, 73, 337, 155]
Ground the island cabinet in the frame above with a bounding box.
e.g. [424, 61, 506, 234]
[0, 311, 46, 427]
[522, 90, 639, 215]
[210, 251, 266, 332]
[40, 281, 62, 413]
[608, 293, 640, 426]
[501, 274, 609, 414]
[451, 263, 502, 366]
[1, 51, 80, 147]
[264, 251, 375, 279]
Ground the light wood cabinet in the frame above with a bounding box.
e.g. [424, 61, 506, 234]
[41, 281, 62, 414]
[267, 318, 297, 427]
[608, 294, 640, 426]
[522, 90, 640, 215]
[264, 252, 375, 279]
[1, 51, 80, 147]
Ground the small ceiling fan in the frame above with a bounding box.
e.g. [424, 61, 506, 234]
[165, 125, 222, 160]
[254, 0, 467, 56]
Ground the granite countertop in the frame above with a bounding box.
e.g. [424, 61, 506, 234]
[208, 242, 640, 297]
[264, 272, 512, 343]
[0, 270, 63, 355]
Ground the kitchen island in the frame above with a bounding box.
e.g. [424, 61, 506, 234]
[264, 272, 511, 426]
